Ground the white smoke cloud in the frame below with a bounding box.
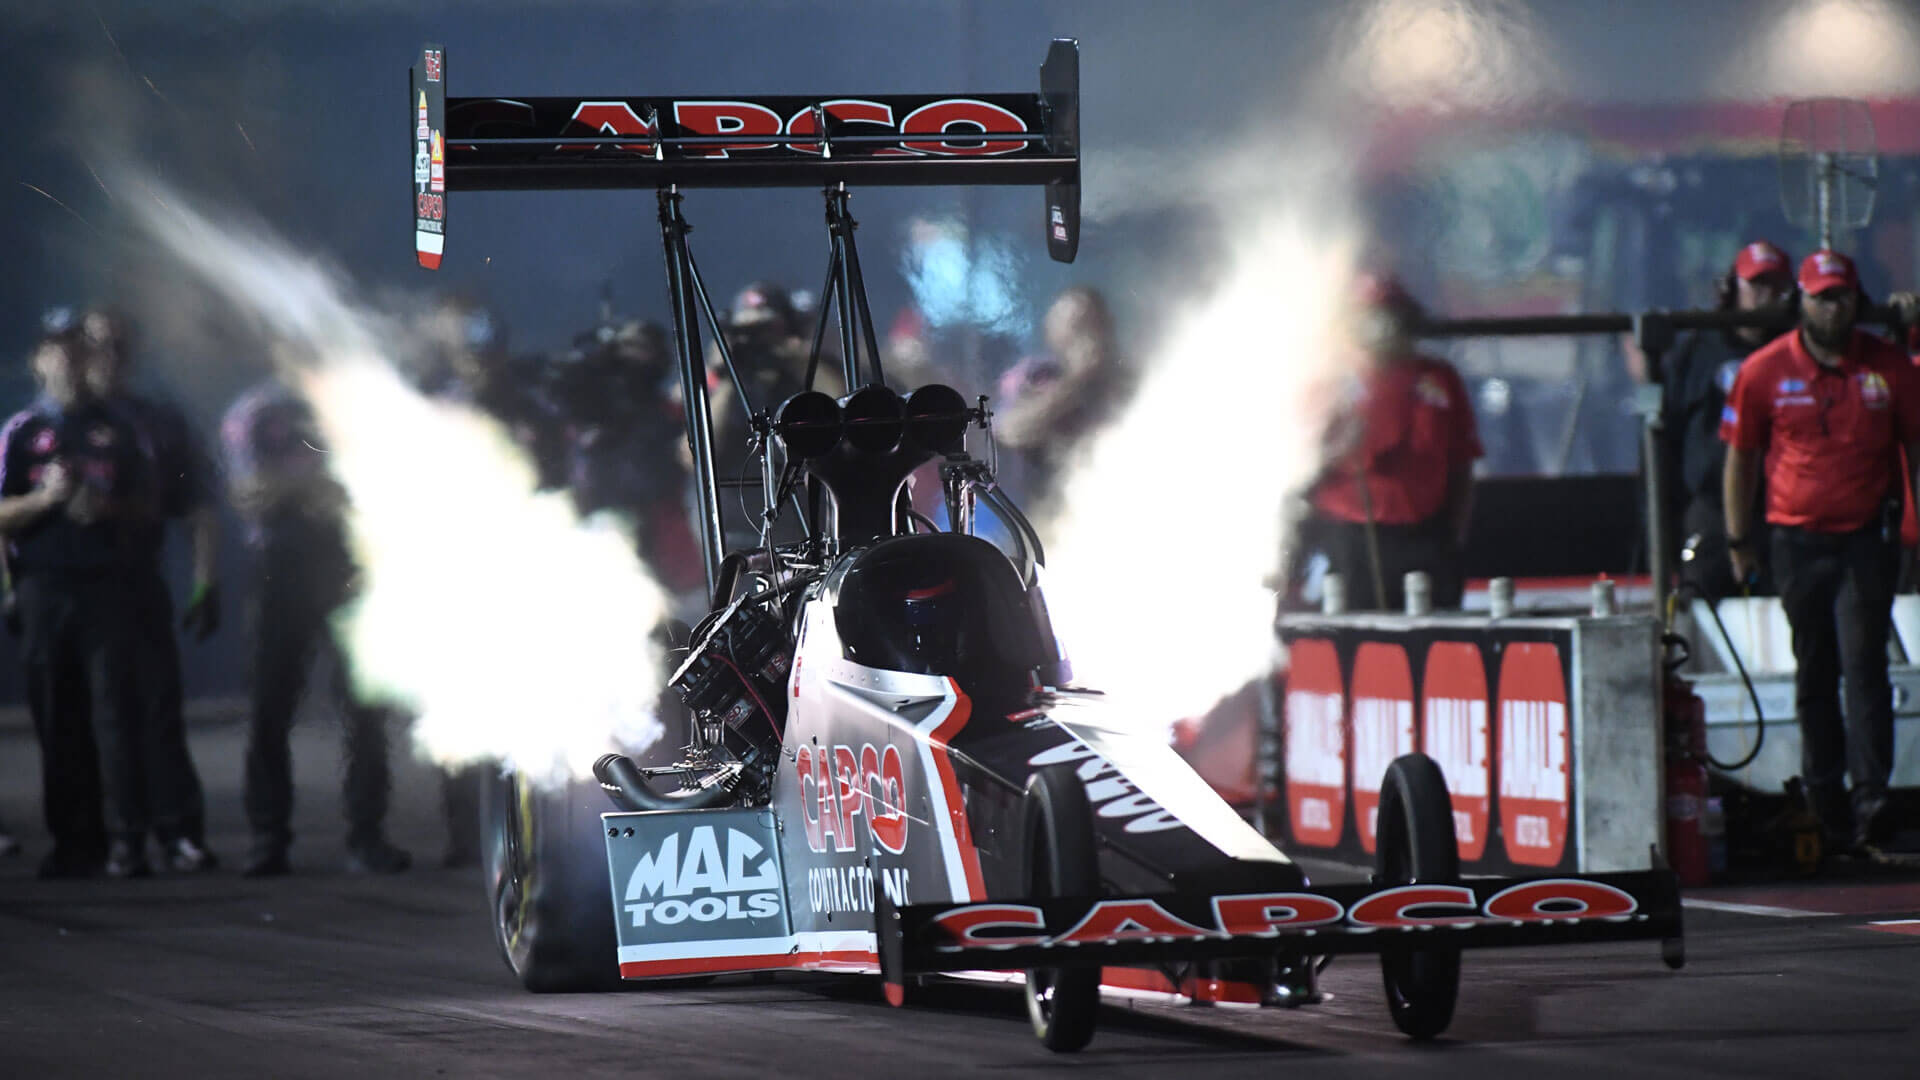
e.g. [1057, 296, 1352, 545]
[1042, 148, 1364, 726]
[1040, 0, 1557, 728]
[127, 183, 671, 789]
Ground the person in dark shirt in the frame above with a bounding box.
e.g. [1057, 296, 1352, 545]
[0, 332, 156, 877]
[708, 282, 845, 547]
[413, 298, 566, 865]
[1663, 241, 1794, 600]
[560, 318, 705, 597]
[222, 377, 410, 877]
[77, 308, 220, 872]
[417, 297, 569, 491]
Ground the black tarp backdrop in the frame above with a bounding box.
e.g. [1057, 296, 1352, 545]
[4, 1, 1920, 702]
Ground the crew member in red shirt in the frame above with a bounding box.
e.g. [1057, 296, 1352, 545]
[1301, 274, 1482, 611]
[1722, 249, 1918, 855]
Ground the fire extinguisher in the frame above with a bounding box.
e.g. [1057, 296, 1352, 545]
[1662, 633, 1711, 888]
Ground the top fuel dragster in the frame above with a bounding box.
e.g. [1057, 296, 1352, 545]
[413, 40, 1684, 1052]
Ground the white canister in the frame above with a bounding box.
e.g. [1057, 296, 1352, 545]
[1404, 571, 1432, 617]
[1322, 572, 1347, 615]
[1591, 578, 1617, 617]
[1488, 576, 1515, 619]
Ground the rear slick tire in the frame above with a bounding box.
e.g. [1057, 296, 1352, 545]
[1374, 752, 1463, 1040]
[1023, 764, 1101, 1053]
[480, 769, 624, 992]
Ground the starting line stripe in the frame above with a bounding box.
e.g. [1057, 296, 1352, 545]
[1682, 897, 1830, 918]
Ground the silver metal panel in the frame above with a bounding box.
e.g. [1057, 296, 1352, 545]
[1571, 616, 1663, 872]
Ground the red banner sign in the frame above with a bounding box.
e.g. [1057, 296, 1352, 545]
[1421, 642, 1491, 861]
[1349, 642, 1415, 854]
[1497, 643, 1571, 867]
[1283, 638, 1345, 848]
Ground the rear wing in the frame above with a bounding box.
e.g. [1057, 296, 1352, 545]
[409, 40, 1080, 269]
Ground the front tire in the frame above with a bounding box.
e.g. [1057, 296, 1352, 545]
[1374, 753, 1462, 1040]
[1023, 764, 1101, 1053]
[480, 769, 623, 992]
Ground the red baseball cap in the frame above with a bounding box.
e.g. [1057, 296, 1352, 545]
[1732, 240, 1790, 281]
[1798, 249, 1860, 295]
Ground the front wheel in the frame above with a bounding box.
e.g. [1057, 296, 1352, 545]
[1023, 764, 1101, 1053]
[1374, 753, 1462, 1040]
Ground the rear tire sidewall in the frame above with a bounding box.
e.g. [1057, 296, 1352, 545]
[1374, 752, 1462, 1040]
[480, 768, 624, 992]
[1023, 764, 1102, 1053]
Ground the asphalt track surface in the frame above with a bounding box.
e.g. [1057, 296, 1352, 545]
[3, 714, 1919, 1079]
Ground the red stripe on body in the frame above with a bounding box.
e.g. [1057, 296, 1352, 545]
[621, 947, 880, 979]
[795, 948, 881, 973]
[620, 954, 796, 978]
[928, 679, 987, 899]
